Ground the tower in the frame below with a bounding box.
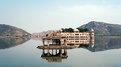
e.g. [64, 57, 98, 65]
[90, 29, 94, 47]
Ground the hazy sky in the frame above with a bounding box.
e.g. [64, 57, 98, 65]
[0, 0, 121, 33]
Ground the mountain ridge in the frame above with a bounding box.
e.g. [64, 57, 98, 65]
[79, 21, 121, 35]
[0, 24, 30, 37]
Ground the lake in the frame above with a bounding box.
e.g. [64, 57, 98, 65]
[0, 37, 121, 67]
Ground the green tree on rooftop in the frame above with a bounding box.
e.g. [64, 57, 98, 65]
[61, 28, 74, 32]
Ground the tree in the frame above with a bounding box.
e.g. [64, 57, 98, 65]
[61, 28, 74, 32]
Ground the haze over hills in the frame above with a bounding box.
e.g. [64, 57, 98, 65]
[0, 24, 30, 37]
[1, 21, 121, 37]
[79, 21, 121, 35]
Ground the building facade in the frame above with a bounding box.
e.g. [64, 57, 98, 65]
[42, 29, 94, 46]
[60, 29, 94, 45]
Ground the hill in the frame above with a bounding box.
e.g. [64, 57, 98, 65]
[0, 24, 30, 37]
[79, 21, 121, 35]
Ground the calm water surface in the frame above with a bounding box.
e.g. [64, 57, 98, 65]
[0, 37, 121, 67]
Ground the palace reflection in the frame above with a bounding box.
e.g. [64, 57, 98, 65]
[38, 36, 121, 62]
[38, 36, 94, 62]
[41, 49, 68, 62]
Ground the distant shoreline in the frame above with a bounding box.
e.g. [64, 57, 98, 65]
[0, 36, 29, 38]
[95, 35, 121, 38]
[1, 35, 121, 39]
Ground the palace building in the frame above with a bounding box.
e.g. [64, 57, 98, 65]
[41, 28, 94, 46]
[59, 29, 94, 45]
